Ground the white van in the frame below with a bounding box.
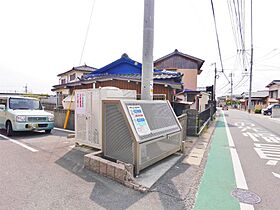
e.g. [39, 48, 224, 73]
[0, 95, 54, 136]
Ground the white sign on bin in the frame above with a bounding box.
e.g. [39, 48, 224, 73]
[128, 105, 151, 136]
[76, 92, 86, 114]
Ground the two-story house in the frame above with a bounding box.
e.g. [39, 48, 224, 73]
[52, 64, 96, 107]
[154, 49, 204, 91]
[266, 80, 280, 104]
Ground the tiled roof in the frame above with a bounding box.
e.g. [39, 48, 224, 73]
[57, 64, 96, 76]
[242, 91, 269, 98]
[83, 54, 182, 80]
[52, 74, 183, 91]
[266, 80, 280, 88]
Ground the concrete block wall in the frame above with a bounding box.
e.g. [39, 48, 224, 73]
[178, 114, 187, 141]
[186, 109, 198, 136]
[272, 108, 280, 118]
[84, 152, 148, 192]
[54, 109, 75, 130]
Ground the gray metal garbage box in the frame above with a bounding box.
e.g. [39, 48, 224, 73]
[102, 99, 182, 175]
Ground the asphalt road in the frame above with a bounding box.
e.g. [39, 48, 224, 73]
[0, 128, 196, 210]
[225, 109, 280, 210]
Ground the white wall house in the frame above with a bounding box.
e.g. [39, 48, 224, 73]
[52, 64, 96, 108]
[266, 80, 280, 104]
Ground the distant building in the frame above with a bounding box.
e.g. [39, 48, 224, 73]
[52, 64, 96, 107]
[154, 49, 204, 91]
[266, 80, 280, 104]
[240, 90, 269, 110]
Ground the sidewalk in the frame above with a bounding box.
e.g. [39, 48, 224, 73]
[194, 112, 240, 210]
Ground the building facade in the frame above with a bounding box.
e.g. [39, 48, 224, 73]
[154, 49, 204, 91]
[53, 65, 96, 107]
[266, 80, 280, 104]
[52, 54, 183, 106]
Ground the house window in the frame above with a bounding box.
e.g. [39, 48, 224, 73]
[61, 79, 66, 84]
[70, 73, 76, 81]
[270, 90, 278, 98]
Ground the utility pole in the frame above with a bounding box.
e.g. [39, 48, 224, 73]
[24, 84, 28, 94]
[141, 0, 154, 100]
[213, 63, 217, 101]
[230, 73, 233, 100]
[248, 0, 253, 113]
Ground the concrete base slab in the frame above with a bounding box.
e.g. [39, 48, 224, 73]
[135, 153, 182, 189]
[183, 156, 202, 165]
[183, 141, 208, 166]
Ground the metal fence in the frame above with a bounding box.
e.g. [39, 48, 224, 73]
[197, 107, 211, 133]
[197, 104, 216, 135]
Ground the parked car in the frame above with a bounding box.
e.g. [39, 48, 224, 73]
[0, 95, 54, 136]
[262, 104, 280, 116]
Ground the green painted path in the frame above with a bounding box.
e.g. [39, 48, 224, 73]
[194, 113, 240, 210]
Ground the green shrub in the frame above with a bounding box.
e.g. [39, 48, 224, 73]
[254, 109, 261, 114]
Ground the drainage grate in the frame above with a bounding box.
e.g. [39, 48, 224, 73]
[231, 188, 261, 204]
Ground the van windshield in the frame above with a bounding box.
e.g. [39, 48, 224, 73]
[9, 98, 42, 110]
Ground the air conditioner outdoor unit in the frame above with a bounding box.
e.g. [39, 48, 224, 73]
[75, 87, 136, 149]
[102, 99, 182, 175]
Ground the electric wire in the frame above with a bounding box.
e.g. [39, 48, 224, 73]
[79, 0, 97, 65]
[210, 0, 226, 74]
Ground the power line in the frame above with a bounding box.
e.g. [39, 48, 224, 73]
[79, 0, 97, 65]
[227, 0, 248, 74]
[235, 76, 249, 90]
[254, 48, 278, 61]
[217, 81, 231, 93]
[255, 51, 280, 63]
[210, 0, 225, 73]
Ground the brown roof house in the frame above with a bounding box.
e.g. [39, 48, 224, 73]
[52, 54, 183, 107]
[154, 49, 204, 91]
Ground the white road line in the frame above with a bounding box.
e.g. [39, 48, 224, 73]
[222, 111, 254, 210]
[240, 203, 254, 210]
[0, 134, 38, 152]
[242, 132, 259, 142]
[272, 172, 280, 179]
[266, 160, 278, 166]
[54, 127, 75, 133]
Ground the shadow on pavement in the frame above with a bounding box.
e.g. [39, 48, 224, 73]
[0, 129, 68, 140]
[150, 162, 191, 210]
[55, 147, 145, 210]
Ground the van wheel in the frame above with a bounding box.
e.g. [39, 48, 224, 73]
[6, 121, 14, 137]
[45, 129, 52, 134]
[268, 112, 272, 116]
